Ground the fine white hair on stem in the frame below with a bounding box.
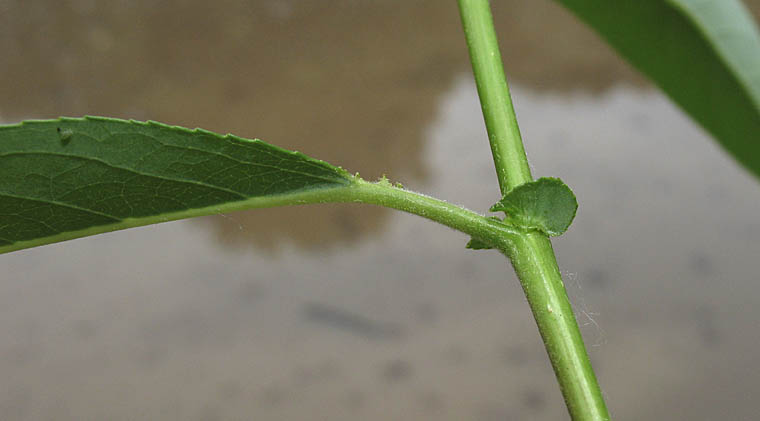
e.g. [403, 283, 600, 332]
[564, 270, 606, 347]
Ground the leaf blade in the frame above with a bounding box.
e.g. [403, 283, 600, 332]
[490, 177, 578, 237]
[668, 0, 760, 110]
[0, 117, 356, 253]
[554, 0, 760, 179]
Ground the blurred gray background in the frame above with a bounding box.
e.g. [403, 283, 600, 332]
[2, 1, 760, 419]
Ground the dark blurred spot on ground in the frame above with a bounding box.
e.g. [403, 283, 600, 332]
[303, 302, 404, 340]
[381, 359, 413, 383]
[694, 305, 721, 347]
[689, 252, 716, 279]
[522, 388, 546, 411]
[586, 267, 610, 289]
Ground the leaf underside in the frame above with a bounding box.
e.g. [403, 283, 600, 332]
[465, 237, 494, 250]
[554, 0, 760, 179]
[0, 117, 355, 253]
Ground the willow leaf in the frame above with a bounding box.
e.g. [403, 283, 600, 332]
[555, 0, 760, 179]
[0, 117, 356, 253]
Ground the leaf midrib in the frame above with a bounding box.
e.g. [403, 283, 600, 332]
[0, 151, 347, 200]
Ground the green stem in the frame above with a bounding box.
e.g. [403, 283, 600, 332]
[348, 180, 521, 249]
[457, 0, 531, 194]
[457, 0, 610, 419]
[510, 234, 610, 420]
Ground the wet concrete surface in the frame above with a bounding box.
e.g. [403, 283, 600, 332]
[2, 1, 760, 419]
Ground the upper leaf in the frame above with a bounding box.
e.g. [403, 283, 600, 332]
[0, 117, 355, 253]
[554, 0, 760, 179]
[490, 177, 577, 237]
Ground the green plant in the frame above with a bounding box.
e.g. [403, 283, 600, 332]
[2, 1, 759, 419]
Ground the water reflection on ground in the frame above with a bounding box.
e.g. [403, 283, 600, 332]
[2, 1, 760, 419]
[3, 77, 760, 420]
[0, 0, 651, 250]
